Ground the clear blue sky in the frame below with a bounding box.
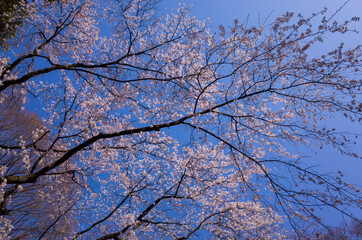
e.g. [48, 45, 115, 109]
[161, 0, 362, 224]
[163, 0, 362, 47]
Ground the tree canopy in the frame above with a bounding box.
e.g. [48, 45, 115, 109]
[0, 0, 361, 239]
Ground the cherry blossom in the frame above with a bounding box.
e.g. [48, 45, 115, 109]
[0, 0, 361, 239]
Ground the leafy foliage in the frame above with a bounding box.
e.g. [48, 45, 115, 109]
[315, 219, 362, 240]
[0, 0, 28, 50]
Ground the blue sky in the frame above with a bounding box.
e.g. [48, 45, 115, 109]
[161, 0, 362, 224]
[163, 0, 362, 46]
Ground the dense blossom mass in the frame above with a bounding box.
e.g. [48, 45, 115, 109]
[0, 0, 361, 239]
